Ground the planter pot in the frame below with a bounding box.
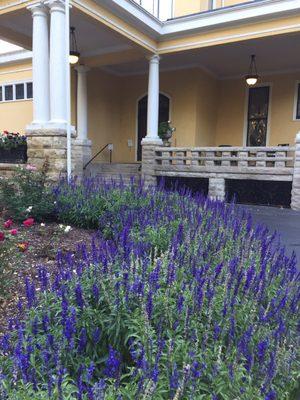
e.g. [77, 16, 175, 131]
[0, 144, 27, 164]
[160, 129, 173, 147]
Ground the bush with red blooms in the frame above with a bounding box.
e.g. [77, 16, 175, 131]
[23, 218, 34, 228]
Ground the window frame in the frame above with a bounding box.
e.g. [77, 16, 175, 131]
[0, 79, 33, 103]
[293, 81, 300, 121]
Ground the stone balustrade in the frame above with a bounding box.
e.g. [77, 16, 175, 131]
[154, 146, 295, 176]
[141, 143, 296, 204]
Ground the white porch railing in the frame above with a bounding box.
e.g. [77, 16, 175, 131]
[154, 146, 295, 181]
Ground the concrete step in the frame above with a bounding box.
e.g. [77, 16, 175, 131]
[87, 163, 141, 174]
[85, 163, 141, 184]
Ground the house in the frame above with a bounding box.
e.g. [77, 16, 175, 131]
[0, 0, 299, 208]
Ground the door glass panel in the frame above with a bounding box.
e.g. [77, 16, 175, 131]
[0, 87, 2, 102]
[247, 86, 270, 146]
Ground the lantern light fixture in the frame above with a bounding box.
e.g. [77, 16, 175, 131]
[245, 54, 259, 86]
[69, 26, 80, 65]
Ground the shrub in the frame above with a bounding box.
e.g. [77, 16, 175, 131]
[0, 182, 299, 399]
[0, 162, 55, 222]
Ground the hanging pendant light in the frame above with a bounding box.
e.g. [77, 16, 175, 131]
[69, 26, 80, 65]
[245, 54, 259, 86]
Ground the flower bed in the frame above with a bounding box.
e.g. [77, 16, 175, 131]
[0, 131, 27, 163]
[0, 178, 299, 399]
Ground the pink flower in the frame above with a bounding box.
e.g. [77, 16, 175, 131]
[0, 232, 5, 241]
[23, 218, 34, 227]
[26, 164, 37, 171]
[4, 219, 13, 229]
[10, 229, 18, 236]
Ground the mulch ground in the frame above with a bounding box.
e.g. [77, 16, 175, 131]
[0, 217, 95, 334]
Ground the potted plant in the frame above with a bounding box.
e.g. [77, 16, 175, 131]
[158, 121, 176, 147]
[0, 131, 27, 163]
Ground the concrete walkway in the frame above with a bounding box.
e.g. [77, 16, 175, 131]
[241, 205, 300, 265]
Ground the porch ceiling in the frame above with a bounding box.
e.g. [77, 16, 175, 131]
[0, 6, 147, 62]
[104, 31, 300, 78]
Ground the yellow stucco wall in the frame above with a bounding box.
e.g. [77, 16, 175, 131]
[215, 72, 300, 147]
[0, 63, 32, 133]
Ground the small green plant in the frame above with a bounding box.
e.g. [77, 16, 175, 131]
[0, 160, 55, 222]
[158, 121, 176, 139]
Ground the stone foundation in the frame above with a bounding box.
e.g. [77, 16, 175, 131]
[26, 129, 92, 180]
[141, 139, 163, 186]
[291, 133, 300, 211]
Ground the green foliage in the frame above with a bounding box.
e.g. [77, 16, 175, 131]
[0, 163, 55, 222]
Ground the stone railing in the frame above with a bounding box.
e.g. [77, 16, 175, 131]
[154, 146, 295, 180]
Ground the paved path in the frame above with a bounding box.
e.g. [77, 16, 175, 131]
[241, 205, 300, 265]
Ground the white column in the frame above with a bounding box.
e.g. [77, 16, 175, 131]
[28, 3, 50, 126]
[75, 66, 89, 141]
[48, 0, 67, 127]
[143, 55, 162, 143]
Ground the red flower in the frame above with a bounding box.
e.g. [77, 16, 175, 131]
[10, 229, 18, 236]
[0, 232, 5, 241]
[23, 218, 34, 227]
[4, 219, 13, 229]
[17, 242, 29, 252]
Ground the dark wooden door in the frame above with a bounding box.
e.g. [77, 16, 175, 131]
[137, 94, 170, 161]
[246, 86, 270, 146]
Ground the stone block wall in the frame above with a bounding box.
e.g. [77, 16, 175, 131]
[26, 129, 91, 180]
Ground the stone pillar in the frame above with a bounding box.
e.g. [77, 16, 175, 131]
[48, 0, 67, 128]
[291, 132, 300, 210]
[208, 178, 225, 201]
[27, 3, 50, 127]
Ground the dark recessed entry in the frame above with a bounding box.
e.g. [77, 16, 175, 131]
[226, 179, 292, 208]
[157, 177, 209, 197]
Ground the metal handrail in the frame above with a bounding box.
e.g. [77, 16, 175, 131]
[83, 143, 113, 170]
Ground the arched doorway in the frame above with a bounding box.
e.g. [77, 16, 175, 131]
[137, 93, 170, 161]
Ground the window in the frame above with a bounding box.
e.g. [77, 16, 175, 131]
[246, 86, 270, 147]
[295, 83, 300, 120]
[16, 83, 25, 100]
[26, 82, 33, 99]
[0, 81, 33, 102]
[5, 85, 13, 101]
[133, 0, 173, 20]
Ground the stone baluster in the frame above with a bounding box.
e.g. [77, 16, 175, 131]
[221, 151, 231, 166]
[237, 151, 248, 167]
[205, 151, 215, 166]
[275, 151, 286, 168]
[256, 151, 266, 167]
